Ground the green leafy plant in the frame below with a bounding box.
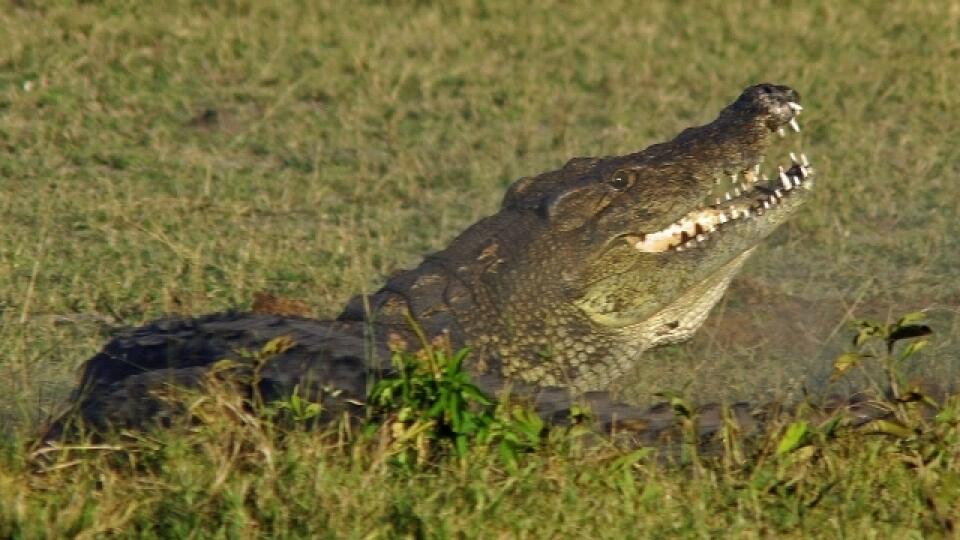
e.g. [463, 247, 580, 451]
[830, 311, 933, 401]
[366, 334, 545, 468]
[777, 311, 938, 457]
[268, 385, 324, 424]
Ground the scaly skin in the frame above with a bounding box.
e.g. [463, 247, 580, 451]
[339, 83, 812, 390]
[43, 84, 819, 442]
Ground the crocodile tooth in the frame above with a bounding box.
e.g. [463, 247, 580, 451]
[763, 200, 771, 210]
[799, 165, 808, 178]
[800, 153, 810, 167]
[696, 234, 705, 242]
[719, 212, 728, 224]
[792, 176, 801, 187]
[788, 101, 803, 112]
[674, 244, 683, 252]
[733, 187, 741, 196]
[780, 173, 792, 190]
[725, 192, 732, 201]
[740, 182, 749, 191]
[730, 173, 738, 184]
[789, 118, 800, 132]
[778, 127, 786, 138]
[789, 152, 799, 164]
[775, 189, 783, 198]
[715, 198, 722, 206]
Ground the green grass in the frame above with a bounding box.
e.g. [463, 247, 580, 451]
[3, 0, 960, 536]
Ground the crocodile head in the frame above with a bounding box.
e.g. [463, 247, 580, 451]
[493, 83, 813, 387]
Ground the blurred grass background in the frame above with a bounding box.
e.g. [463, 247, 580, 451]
[1, 1, 960, 536]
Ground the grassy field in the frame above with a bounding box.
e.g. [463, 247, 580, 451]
[2, 0, 960, 537]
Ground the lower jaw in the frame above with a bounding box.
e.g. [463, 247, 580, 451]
[609, 249, 757, 354]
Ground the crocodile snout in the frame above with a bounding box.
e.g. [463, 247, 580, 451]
[740, 83, 803, 133]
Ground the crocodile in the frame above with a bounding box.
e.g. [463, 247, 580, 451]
[42, 83, 822, 443]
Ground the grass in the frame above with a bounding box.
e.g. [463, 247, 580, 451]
[2, 0, 960, 536]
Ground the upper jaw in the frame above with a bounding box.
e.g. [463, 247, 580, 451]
[626, 84, 812, 254]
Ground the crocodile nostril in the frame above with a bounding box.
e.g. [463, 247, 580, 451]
[752, 83, 800, 105]
[784, 87, 800, 104]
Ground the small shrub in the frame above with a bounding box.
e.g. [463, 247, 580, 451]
[366, 335, 545, 469]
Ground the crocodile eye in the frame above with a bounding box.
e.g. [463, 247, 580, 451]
[608, 170, 633, 190]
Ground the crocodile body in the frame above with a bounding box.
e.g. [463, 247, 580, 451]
[45, 84, 820, 442]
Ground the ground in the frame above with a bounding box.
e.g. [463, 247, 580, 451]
[2, 1, 960, 537]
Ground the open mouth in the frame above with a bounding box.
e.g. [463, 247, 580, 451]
[629, 100, 813, 253]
